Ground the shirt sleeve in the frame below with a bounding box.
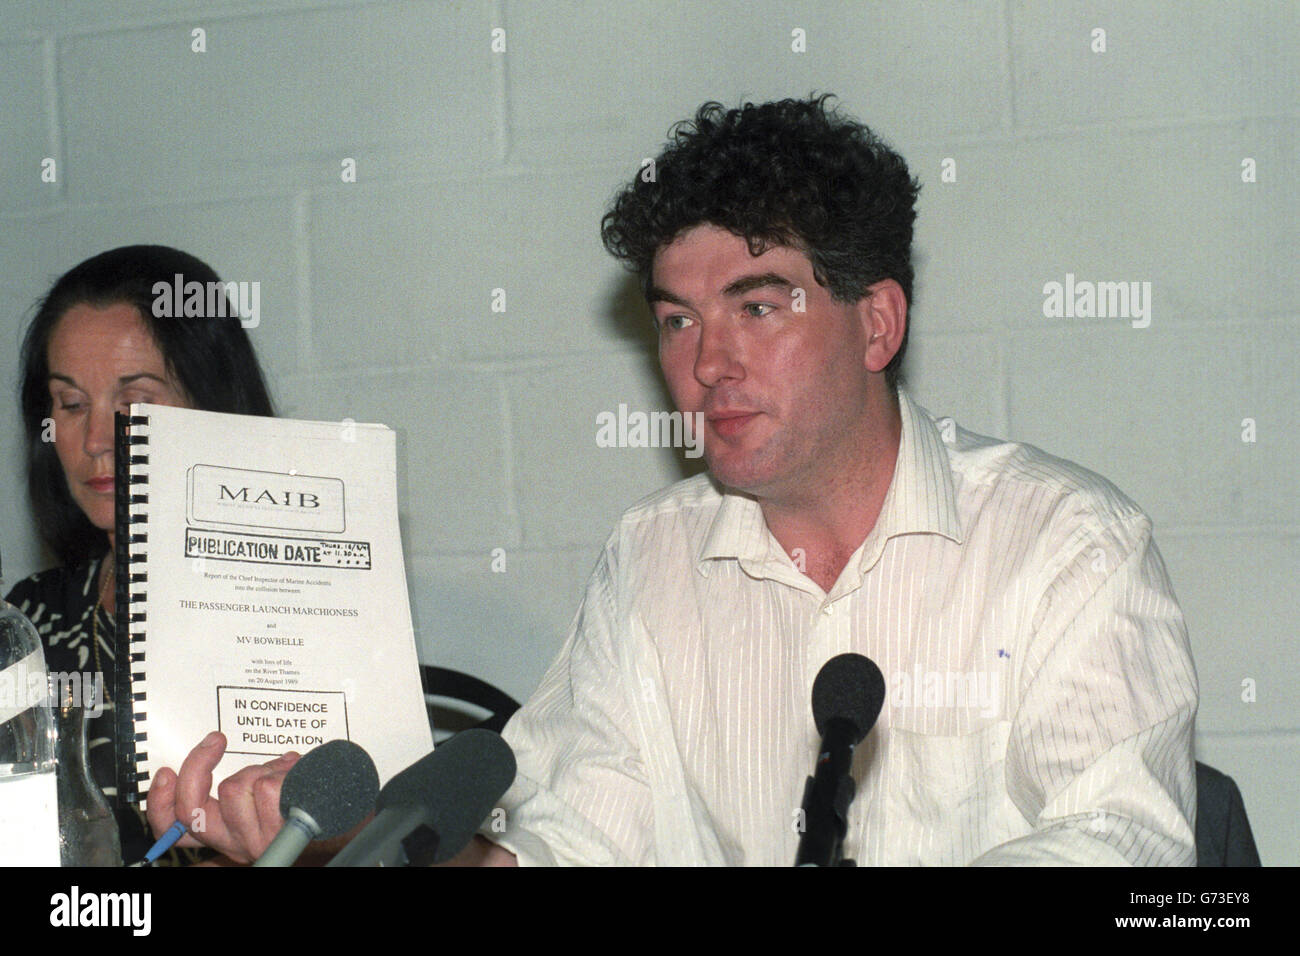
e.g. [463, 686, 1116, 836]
[972, 513, 1198, 866]
[489, 543, 656, 866]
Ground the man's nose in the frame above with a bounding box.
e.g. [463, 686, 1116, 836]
[693, 320, 744, 387]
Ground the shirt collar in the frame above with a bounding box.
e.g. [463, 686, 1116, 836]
[881, 386, 964, 546]
[697, 387, 963, 573]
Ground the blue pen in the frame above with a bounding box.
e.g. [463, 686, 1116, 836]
[132, 820, 187, 866]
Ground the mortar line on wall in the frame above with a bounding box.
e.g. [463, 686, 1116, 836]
[491, 0, 511, 166]
[41, 35, 64, 200]
[497, 376, 523, 548]
[293, 190, 316, 374]
[999, 0, 1017, 133]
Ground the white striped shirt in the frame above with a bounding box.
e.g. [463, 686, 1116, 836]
[496, 389, 1198, 865]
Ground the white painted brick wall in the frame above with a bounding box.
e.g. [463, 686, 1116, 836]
[0, 0, 1294, 863]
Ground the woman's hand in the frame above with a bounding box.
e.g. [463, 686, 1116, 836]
[146, 731, 300, 864]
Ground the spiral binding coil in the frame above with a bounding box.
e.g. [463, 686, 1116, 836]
[113, 412, 152, 800]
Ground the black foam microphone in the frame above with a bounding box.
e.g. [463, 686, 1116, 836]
[252, 739, 380, 867]
[794, 653, 886, 867]
[326, 728, 517, 867]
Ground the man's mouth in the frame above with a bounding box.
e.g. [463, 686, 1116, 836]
[87, 476, 114, 493]
[707, 411, 759, 439]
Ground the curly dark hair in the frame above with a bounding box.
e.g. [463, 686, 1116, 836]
[601, 95, 921, 390]
[18, 245, 275, 567]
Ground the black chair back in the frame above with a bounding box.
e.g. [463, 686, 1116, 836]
[421, 665, 521, 739]
[1195, 761, 1261, 866]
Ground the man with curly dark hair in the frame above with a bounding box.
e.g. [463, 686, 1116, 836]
[464, 96, 1197, 867]
[602, 94, 918, 394]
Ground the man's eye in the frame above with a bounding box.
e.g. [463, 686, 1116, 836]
[744, 303, 774, 317]
[661, 315, 692, 331]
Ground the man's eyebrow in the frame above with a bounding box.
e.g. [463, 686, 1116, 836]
[646, 285, 690, 307]
[721, 272, 796, 297]
[647, 272, 799, 306]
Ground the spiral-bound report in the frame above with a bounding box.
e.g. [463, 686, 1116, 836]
[112, 405, 432, 801]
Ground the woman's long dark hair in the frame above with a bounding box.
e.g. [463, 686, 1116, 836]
[18, 245, 275, 566]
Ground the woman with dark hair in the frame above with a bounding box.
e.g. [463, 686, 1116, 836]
[4, 245, 275, 863]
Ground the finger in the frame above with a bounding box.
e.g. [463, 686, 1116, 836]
[251, 771, 289, 856]
[147, 757, 220, 850]
[215, 756, 297, 861]
[253, 752, 300, 836]
[231, 751, 306, 860]
[212, 770, 261, 860]
[266, 750, 301, 773]
[172, 732, 233, 849]
[174, 731, 226, 818]
[145, 767, 178, 838]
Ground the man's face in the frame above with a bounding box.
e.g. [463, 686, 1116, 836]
[649, 224, 876, 506]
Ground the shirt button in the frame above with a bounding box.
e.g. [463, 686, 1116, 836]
[821, 604, 833, 616]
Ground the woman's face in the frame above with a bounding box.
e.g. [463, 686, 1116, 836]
[46, 302, 190, 537]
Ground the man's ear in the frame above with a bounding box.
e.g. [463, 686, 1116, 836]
[858, 279, 907, 374]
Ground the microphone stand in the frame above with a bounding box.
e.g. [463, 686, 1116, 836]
[400, 824, 442, 867]
[794, 716, 859, 867]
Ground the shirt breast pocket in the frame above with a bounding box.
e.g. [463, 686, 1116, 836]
[876, 721, 1016, 863]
